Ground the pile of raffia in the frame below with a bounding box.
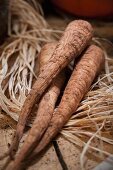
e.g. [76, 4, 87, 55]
[0, 0, 113, 168]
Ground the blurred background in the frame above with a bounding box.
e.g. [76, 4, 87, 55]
[50, 0, 113, 18]
[41, 0, 113, 41]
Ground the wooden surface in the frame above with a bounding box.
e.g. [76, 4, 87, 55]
[0, 124, 113, 170]
[0, 127, 98, 170]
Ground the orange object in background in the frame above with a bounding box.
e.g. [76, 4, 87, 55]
[51, 0, 113, 18]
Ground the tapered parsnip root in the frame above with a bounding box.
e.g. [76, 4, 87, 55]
[20, 44, 104, 169]
[8, 20, 93, 158]
[5, 43, 65, 168]
[6, 45, 104, 170]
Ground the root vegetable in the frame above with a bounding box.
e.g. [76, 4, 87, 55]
[6, 42, 66, 167]
[8, 20, 93, 158]
[20, 44, 104, 169]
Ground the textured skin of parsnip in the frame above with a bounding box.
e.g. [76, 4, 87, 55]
[9, 20, 93, 159]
